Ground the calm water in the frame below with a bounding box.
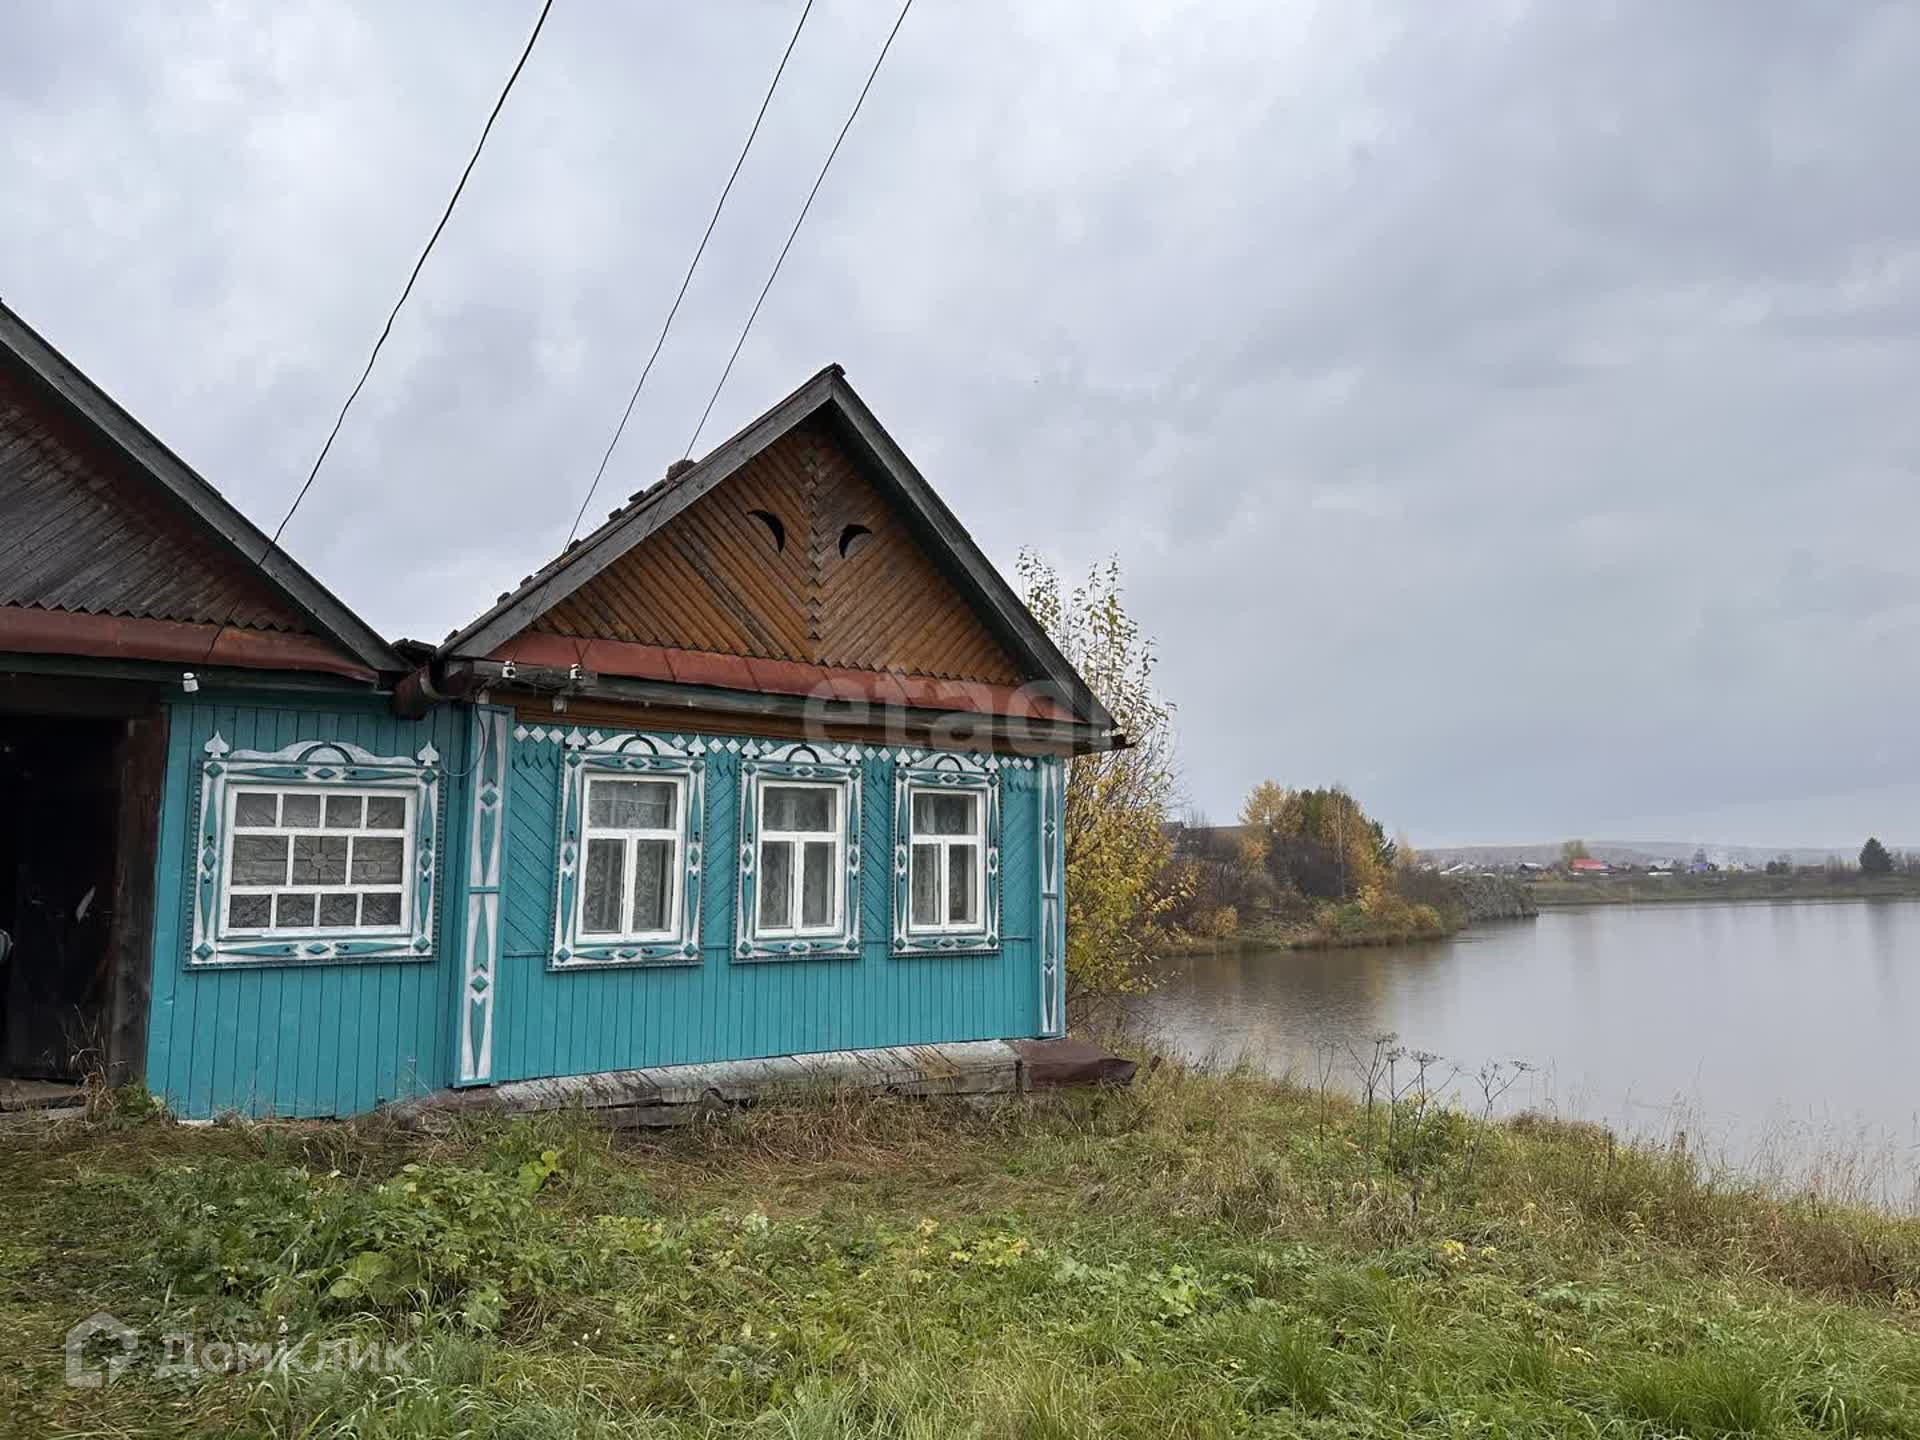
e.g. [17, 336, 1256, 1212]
[1139, 900, 1920, 1201]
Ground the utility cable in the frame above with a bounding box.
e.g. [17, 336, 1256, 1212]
[682, 0, 915, 460]
[565, 0, 817, 549]
[191, 0, 556, 681]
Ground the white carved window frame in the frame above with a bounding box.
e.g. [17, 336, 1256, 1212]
[189, 734, 441, 967]
[552, 730, 705, 968]
[891, 751, 1000, 956]
[735, 742, 862, 962]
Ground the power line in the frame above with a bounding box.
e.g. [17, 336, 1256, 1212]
[565, 0, 817, 549]
[193, 0, 556, 678]
[683, 0, 915, 460]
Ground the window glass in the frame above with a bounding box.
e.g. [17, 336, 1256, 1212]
[632, 838, 672, 933]
[281, 793, 322, 828]
[581, 838, 625, 934]
[765, 785, 833, 832]
[948, 845, 979, 925]
[590, 779, 675, 829]
[760, 840, 792, 926]
[228, 894, 271, 928]
[912, 791, 975, 836]
[234, 793, 278, 827]
[352, 837, 404, 886]
[801, 841, 835, 928]
[232, 834, 289, 886]
[905, 784, 988, 933]
[290, 835, 349, 886]
[218, 784, 416, 939]
[911, 844, 939, 927]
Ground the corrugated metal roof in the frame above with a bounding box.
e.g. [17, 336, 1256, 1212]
[0, 360, 308, 633]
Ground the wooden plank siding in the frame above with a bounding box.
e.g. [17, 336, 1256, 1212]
[142, 698, 1056, 1116]
[144, 695, 471, 1118]
[489, 727, 1045, 1085]
[530, 424, 1024, 685]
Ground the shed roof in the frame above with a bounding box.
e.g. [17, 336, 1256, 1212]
[0, 299, 400, 676]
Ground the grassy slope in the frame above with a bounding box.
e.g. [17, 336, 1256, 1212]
[4, 1070, 1920, 1438]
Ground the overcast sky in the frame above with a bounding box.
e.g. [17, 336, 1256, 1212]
[5, 1, 1916, 849]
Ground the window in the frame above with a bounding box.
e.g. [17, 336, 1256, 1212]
[578, 776, 683, 939]
[190, 734, 441, 966]
[756, 783, 841, 935]
[908, 789, 984, 931]
[734, 741, 863, 961]
[890, 753, 1001, 956]
[224, 786, 414, 934]
[551, 730, 706, 969]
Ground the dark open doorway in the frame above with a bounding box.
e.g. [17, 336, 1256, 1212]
[0, 715, 123, 1079]
[0, 679, 167, 1096]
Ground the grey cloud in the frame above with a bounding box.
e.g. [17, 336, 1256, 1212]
[4, 0, 1917, 847]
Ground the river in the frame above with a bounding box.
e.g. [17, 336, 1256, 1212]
[1138, 898, 1920, 1207]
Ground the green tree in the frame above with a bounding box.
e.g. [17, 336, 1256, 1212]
[1561, 839, 1591, 864]
[1860, 836, 1894, 876]
[1018, 551, 1180, 1003]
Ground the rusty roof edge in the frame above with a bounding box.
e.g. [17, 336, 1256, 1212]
[0, 297, 403, 675]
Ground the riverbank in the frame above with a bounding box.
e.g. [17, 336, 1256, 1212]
[8, 1070, 1920, 1435]
[1528, 871, 1920, 907]
[1167, 873, 1537, 954]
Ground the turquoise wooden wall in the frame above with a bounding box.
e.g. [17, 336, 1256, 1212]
[145, 694, 471, 1118]
[486, 726, 1047, 1084]
[144, 701, 1056, 1117]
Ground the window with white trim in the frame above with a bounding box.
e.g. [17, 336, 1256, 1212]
[908, 788, 985, 931]
[756, 782, 841, 936]
[577, 776, 684, 940]
[223, 786, 415, 935]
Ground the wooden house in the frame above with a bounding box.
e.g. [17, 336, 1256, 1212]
[0, 310, 1118, 1117]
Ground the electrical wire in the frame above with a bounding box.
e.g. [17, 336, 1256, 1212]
[193, 0, 556, 676]
[682, 0, 915, 460]
[564, 0, 817, 549]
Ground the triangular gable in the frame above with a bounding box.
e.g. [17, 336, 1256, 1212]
[0, 301, 399, 677]
[442, 367, 1114, 732]
[532, 420, 1025, 685]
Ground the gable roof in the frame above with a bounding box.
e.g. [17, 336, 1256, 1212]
[0, 298, 401, 675]
[439, 366, 1116, 733]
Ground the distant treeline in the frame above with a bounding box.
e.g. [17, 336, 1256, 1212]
[1162, 785, 1531, 950]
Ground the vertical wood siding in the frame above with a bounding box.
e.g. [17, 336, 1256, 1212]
[144, 695, 469, 1117]
[492, 728, 1043, 1083]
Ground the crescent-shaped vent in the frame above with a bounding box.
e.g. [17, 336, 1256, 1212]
[747, 509, 786, 552]
[838, 523, 873, 559]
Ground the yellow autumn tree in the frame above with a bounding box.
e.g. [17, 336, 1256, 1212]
[1239, 783, 1389, 900]
[1017, 550, 1180, 1003]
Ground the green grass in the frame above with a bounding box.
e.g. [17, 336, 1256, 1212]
[5, 1068, 1920, 1437]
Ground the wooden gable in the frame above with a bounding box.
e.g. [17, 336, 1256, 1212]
[531, 421, 1024, 685]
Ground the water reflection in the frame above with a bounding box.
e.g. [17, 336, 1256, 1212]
[1138, 901, 1920, 1203]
